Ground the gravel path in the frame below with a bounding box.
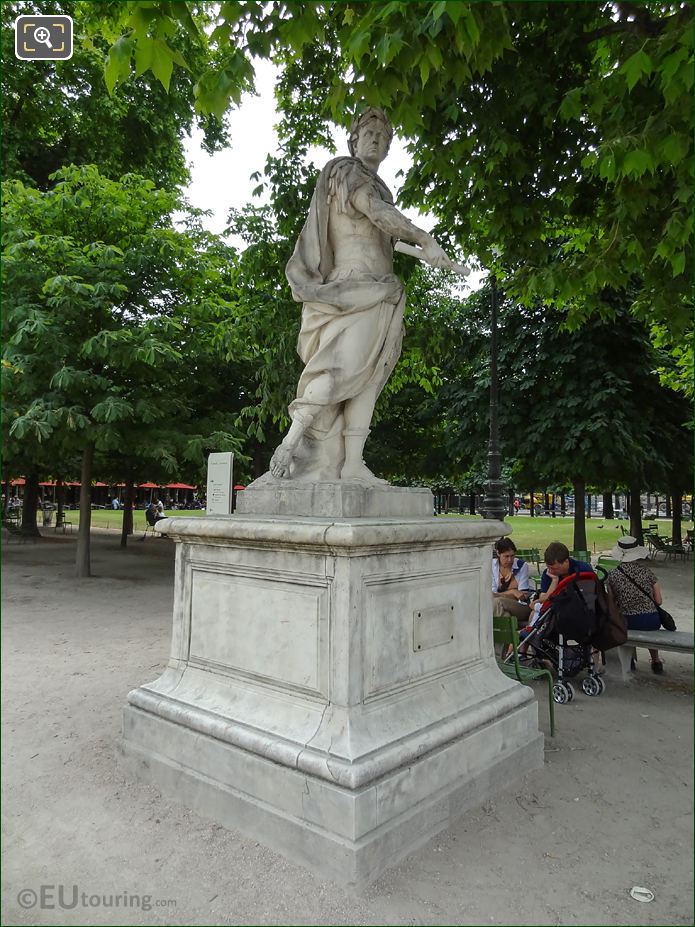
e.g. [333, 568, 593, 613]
[2, 530, 692, 926]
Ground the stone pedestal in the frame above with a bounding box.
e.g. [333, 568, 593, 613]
[121, 503, 543, 886]
[236, 474, 434, 517]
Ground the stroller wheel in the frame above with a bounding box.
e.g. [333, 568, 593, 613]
[565, 681, 575, 702]
[582, 675, 601, 697]
[596, 676, 606, 695]
[552, 682, 571, 704]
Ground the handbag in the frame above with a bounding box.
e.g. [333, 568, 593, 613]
[616, 566, 677, 631]
[657, 606, 677, 632]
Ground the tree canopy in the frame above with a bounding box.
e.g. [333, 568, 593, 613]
[2, 164, 245, 572]
[2, 0, 229, 189]
[84, 1, 693, 391]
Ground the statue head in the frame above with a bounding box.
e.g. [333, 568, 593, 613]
[348, 107, 393, 165]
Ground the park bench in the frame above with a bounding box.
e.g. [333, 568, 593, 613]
[614, 629, 694, 681]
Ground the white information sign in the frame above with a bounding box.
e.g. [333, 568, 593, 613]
[206, 452, 234, 515]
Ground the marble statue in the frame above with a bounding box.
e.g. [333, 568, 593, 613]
[268, 107, 461, 484]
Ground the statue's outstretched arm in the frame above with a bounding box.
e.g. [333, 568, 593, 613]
[351, 185, 450, 269]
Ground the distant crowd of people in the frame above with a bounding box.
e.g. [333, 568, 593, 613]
[108, 497, 205, 511]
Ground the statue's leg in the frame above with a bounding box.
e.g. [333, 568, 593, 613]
[340, 387, 388, 484]
[269, 372, 336, 478]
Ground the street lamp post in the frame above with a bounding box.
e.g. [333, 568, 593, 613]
[480, 273, 507, 521]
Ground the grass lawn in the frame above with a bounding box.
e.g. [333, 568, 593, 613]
[438, 513, 686, 555]
[65, 508, 208, 532]
[66, 509, 687, 556]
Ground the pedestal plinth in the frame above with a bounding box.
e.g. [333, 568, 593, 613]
[121, 506, 543, 885]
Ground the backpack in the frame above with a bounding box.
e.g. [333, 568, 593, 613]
[590, 579, 628, 651]
[542, 572, 598, 644]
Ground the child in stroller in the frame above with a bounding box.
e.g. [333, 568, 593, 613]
[518, 570, 606, 703]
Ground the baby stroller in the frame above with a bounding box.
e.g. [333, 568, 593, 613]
[520, 571, 606, 704]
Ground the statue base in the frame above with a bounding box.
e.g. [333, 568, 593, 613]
[120, 514, 543, 886]
[236, 474, 433, 517]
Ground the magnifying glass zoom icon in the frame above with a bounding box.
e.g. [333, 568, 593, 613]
[34, 26, 53, 48]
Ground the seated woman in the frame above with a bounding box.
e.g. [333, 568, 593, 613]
[606, 535, 665, 673]
[492, 538, 532, 627]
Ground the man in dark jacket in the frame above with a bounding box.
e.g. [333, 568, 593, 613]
[539, 541, 592, 602]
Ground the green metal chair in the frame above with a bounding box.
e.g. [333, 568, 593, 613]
[595, 556, 620, 581]
[650, 534, 688, 561]
[516, 547, 542, 573]
[513, 548, 542, 593]
[492, 614, 555, 736]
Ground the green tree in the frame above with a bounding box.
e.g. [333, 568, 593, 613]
[366, 263, 467, 483]
[442, 283, 692, 547]
[2, 165, 245, 574]
[2, 0, 228, 189]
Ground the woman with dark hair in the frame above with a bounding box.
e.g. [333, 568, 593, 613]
[492, 538, 532, 626]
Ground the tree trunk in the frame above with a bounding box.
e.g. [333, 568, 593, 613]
[56, 477, 65, 528]
[469, 492, 475, 515]
[75, 443, 94, 578]
[629, 483, 643, 543]
[508, 490, 515, 515]
[671, 488, 683, 545]
[572, 479, 587, 551]
[603, 492, 614, 519]
[21, 473, 41, 536]
[120, 479, 135, 548]
[560, 492, 566, 516]
[530, 488, 535, 517]
[665, 495, 672, 518]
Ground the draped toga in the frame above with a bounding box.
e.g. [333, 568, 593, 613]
[284, 157, 405, 446]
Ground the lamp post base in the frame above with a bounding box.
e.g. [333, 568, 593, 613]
[481, 478, 507, 522]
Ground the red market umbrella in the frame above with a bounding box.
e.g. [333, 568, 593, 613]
[10, 478, 26, 486]
[165, 483, 196, 490]
[233, 484, 246, 490]
[39, 481, 56, 487]
[94, 481, 107, 487]
[138, 482, 160, 489]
